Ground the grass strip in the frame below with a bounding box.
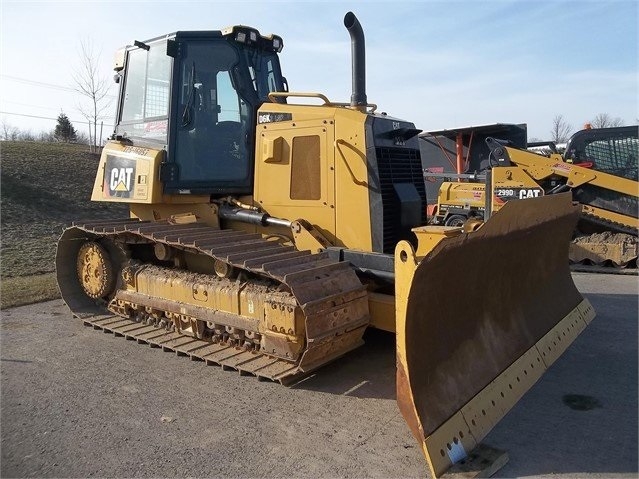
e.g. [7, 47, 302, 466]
[1, 273, 60, 309]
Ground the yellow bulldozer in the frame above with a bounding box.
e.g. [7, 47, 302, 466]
[56, 12, 594, 477]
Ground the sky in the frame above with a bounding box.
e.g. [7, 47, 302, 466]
[0, 0, 637, 141]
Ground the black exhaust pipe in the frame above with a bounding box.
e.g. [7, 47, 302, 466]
[344, 12, 367, 108]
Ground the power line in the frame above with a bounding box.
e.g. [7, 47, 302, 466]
[0, 110, 114, 127]
[1, 74, 76, 92]
[0, 74, 117, 99]
[2, 100, 68, 112]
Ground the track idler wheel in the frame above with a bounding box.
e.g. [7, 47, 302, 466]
[76, 241, 116, 299]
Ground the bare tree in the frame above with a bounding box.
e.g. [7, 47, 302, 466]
[1, 120, 19, 141]
[38, 130, 56, 142]
[589, 113, 624, 128]
[18, 130, 36, 142]
[550, 114, 572, 143]
[75, 131, 91, 145]
[73, 39, 112, 152]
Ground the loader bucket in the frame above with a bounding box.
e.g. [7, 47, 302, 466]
[394, 193, 595, 477]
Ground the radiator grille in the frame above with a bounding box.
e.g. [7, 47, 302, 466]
[376, 147, 427, 254]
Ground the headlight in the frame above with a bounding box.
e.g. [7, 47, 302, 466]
[272, 36, 283, 52]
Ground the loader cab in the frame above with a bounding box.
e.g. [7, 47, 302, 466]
[564, 126, 639, 181]
[113, 28, 286, 195]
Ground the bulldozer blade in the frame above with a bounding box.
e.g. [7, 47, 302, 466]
[394, 193, 595, 478]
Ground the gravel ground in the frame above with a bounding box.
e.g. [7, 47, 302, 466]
[1, 272, 637, 478]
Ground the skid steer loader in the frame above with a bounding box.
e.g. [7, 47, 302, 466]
[433, 128, 639, 268]
[56, 12, 594, 477]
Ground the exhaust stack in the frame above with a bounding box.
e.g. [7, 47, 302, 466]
[344, 12, 367, 109]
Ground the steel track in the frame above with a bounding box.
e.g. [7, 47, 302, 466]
[57, 218, 370, 384]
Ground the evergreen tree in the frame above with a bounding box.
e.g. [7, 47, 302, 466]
[54, 112, 78, 143]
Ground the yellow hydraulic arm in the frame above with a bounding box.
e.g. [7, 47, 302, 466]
[503, 146, 638, 196]
[494, 146, 639, 231]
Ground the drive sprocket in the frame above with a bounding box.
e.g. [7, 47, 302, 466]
[76, 241, 116, 299]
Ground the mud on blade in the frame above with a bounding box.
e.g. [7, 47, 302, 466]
[394, 193, 595, 477]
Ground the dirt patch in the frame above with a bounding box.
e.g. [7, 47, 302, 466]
[574, 231, 639, 247]
[573, 232, 638, 245]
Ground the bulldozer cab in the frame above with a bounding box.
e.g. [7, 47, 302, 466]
[113, 29, 286, 196]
